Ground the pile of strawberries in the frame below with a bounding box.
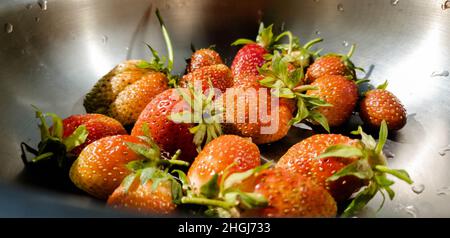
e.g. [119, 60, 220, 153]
[21, 10, 413, 218]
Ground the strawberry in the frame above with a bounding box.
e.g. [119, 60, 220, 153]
[248, 168, 337, 217]
[186, 48, 223, 73]
[84, 10, 175, 126]
[187, 135, 261, 193]
[20, 109, 127, 174]
[131, 84, 222, 162]
[231, 23, 290, 82]
[277, 122, 413, 216]
[306, 75, 358, 127]
[277, 134, 361, 202]
[218, 86, 294, 144]
[69, 135, 146, 199]
[359, 82, 407, 131]
[305, 44, 361, 83]
[179, 64, 233, 93]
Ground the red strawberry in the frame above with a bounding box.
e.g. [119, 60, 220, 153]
[306, 75, 358, 127]
[305, 45, 360, 83]
[179, 64, 233, 93]
[108, 175, 177, 214]
[61, 114, 127, 156]
[187, 48, 223, 73]
[359, 83, 407, 130]
[69, 135, 147, 199]
[248, 168, 337, 217]
[187, 135, 261, 193]
[276, 134, 361, 202]
[277, 123, 413, 216]
[131, 88, 197, 162]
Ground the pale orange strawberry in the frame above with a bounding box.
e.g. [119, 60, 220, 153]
[179, 64, 233, 93]
[187, 48, 223, 73]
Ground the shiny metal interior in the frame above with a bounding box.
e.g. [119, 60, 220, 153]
[0, 0, 449, 217]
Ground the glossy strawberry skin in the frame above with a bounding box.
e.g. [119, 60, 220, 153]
[108, 178, 176, 214]
[305, 55, 354, 83]
[276, 134, 365, 202]
[61, 114, 127, 156]
[231, 44, 268, 83]
[248, 168, 337, 218]
[69, 135, 146, 199]
[307, 75, 358, 127]
[187, 135, 261, 193]
[187, 48, 223, 73]
[180, 64, 233, 93]
[131, 88, 197, 162]
[359, 89, 407, 130]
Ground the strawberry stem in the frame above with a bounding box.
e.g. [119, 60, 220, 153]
[181, 197, 236, 209]
[303, 38, 323, 50]
[155, 9, 174, 71]
[347, 44, 356, 58]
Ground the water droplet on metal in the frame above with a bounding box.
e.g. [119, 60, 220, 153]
[442, 0, 450, 10]
[404, 205, 418, 218]
[4, 23, 13, 34]
[391, 0, 399, 6]
[26, 3, 33, 9]
[315, 30, 321, 35]
[437, 186, 450, 196]
[342, 41, 349, 47]
[38, 0, 48, 11]
[35, 17, 40, 23]
[385, 150, 395, 159]
[337, 3, 344, 12]
[438, 145, 450, 156]
[412, 184, 425, 194]
[431, 70, 449, 77]
[101, 35, 108, 44]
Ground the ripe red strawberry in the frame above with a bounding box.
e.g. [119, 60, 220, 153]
[187, 135, 261, 193]
[218, 86, 295, 145]
[187, 48, 223, 73]
[179, 64, 233, 93]
[248, 168, 337, 217]
[61, 114, 127, 156]
[305, 45, 360, 83]
[69, 135, 146, 199]
[108, 175, 177, 214]
[359, 84, 407, 130]
[277, 134, 361, 202]
[306, 75, 358, 127]
[131, 88, 197, 162]
[277, 123, 413, 216]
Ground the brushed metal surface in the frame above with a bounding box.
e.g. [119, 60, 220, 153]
[0, 0, 449, 217]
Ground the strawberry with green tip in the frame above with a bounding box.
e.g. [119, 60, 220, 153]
[277, 121, 413, 216]
[306, 44, 363, 83]
[359, 81, 407, 131]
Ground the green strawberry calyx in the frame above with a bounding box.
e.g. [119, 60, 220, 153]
[178, 162, 273, 218]
[136, 9, 179, 87]
[322, 44, 365, 80]
[20, 106, 89, 169]
[231, 23, 293, 51]
[273, 36, 323, 68]
[258, 51, 332, 132]
[316, 120, 413, 217]
[122, 123, 189, 204]
[168, 82, 223, 153]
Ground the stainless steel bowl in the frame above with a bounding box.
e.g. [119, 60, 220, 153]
[1, 0, 449, 217]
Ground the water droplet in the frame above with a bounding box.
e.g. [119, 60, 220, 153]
[315, 30, 321, 35]
[342, 41, 349, 47]
[101, 35, 108, 44]
[412, 184, 425, 194]
[38, 0, 48, 11]
[385, 150, 395, 159]
[337, 3, 344, 12]
[442, 0, 450, 10]
[35, 17, 40, 23]
[313, 0, 320, 3]
[125, 47, 130, 52]
[437, 186, 450, 196]
[438, 145, 450, 156]
[431, 70, 449, 77]
[4, 23, 13, 34]
[391, 0, 399, 6]
[404, 205, 418, 218]
[26, 3, 33, 9]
